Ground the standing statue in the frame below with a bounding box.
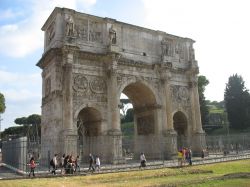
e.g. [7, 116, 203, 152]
[109, 25, 116, 45]
[65, 14, 75, 36]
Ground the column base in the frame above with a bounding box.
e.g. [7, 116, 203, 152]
[162, 129, 177, 159]
[106, 129, 125, 164]
[191, 131, 206, 156]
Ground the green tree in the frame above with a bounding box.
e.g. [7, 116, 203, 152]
[0, 92, 6, 114]
[198, 75, 210, 127]
[14, 117, 28, 125]
[224, 74, 250, 129]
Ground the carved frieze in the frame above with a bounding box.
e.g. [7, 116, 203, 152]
[170, 85, 190, 107]
[73, 74, 88, 93]
[72, 74, 108, 113]
[90, 77, 107, 94]
[137, 114, 154, 135]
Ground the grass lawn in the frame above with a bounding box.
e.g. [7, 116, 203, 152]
[1, 159, 250, 187]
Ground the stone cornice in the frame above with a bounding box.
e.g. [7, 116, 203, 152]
[36, 48, 62, 69]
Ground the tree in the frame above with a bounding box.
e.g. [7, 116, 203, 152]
[224, 74, 250, 129]
[14, 114, 41, 142]
[14, 117, 28, 125]
[198, 75, 210, 127]
[0, 92, 6, 114]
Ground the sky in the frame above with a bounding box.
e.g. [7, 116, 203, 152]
[0, 0, 250, 131]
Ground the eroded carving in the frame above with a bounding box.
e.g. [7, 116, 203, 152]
[47, 22, 55, 43]
[90, 78, 107, 94]
[171, 85, 190, 106]
[73, 74, 88, 92]
[109, 25, 117, 45]
[65, 14, 75, 37]
[161, 38, 173, 57]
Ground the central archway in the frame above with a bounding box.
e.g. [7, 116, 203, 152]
[120, 81, 161, 159]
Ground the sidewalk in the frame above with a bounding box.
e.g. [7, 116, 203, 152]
[1, 152, 250, 180]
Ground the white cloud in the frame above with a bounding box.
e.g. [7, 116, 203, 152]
[0, 69, 42, 129]
[0, 70, 40, 86]
[141, 0, 250, 101]
[0, 0, 97, 58]
[0, 9, 22, 20]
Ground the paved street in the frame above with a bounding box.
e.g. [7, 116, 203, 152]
[0, 165, 22, 179]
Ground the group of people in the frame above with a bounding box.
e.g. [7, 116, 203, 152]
[177, 147, 192, 167]
[50, 154, 81, 175]
[49, 153, 101, 175]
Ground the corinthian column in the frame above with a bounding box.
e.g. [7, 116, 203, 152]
[190, 80, 203, 133]
[62, 51, 77, 155]
[107, 54, 121, 134]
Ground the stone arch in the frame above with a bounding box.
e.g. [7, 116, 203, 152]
[173, 111, 188, 149]
[76, 106, 103, 162]
[118, 78, 161, 105]
[119, 80, 162, 159]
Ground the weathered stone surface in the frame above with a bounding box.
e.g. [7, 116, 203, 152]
[37, 7, 205, 163]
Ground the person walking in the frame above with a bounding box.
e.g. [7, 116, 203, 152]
[139, 152, 146, 168]
[51, 154, 58, 175]
[95, 155, 101, 172]
[28, 157, 36, 177]
[88, 153, 95, 172]
[61, 154, 65, 174]
[74, 155, 80, 173]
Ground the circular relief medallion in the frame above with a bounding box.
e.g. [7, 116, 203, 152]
[90, 78, 106, 94]
[178, 87, 189, 101]
[73, 75, 88, 92]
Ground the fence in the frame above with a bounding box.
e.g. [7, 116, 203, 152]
[0, 133, 250, 179]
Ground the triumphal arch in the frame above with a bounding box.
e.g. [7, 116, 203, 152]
[37, 7, 205, 163]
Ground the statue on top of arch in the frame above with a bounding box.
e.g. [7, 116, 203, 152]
[65, 14, 75, 37]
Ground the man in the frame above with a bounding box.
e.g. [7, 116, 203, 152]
[88, 153, 95, 172]
[52, 154, 58, 175]
[140, 152, 146, 168]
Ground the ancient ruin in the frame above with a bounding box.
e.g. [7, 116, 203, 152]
[37, 7, 205, 164]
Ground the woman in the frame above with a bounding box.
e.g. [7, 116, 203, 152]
[28, 157, 36, 177]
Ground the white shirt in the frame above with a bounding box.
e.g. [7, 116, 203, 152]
[140, 154, 146, 161]
[95, 157, 100, 166]
[53, 156, 57, 166]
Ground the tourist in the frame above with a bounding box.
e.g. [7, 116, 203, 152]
[95, 155, 101, 172]
[51, 154, 58, 175]
[61, 154, 65, 174]
[88, 153, 95, 172]
[188, 148, 192, 165]
[201, 149, 205, 163]
[74, 155, 80, 173]
[177, 149, 183, 167]
[139, 152, 146, 168]
[28, 157, 36, 177]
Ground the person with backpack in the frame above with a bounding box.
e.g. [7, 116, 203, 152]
[28, 157, 36, 177]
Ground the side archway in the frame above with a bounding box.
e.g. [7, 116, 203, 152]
[76, 107, 103, 162]
[173, 111, 188, 149]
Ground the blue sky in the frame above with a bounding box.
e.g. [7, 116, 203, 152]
[1, 0, 250, 131]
